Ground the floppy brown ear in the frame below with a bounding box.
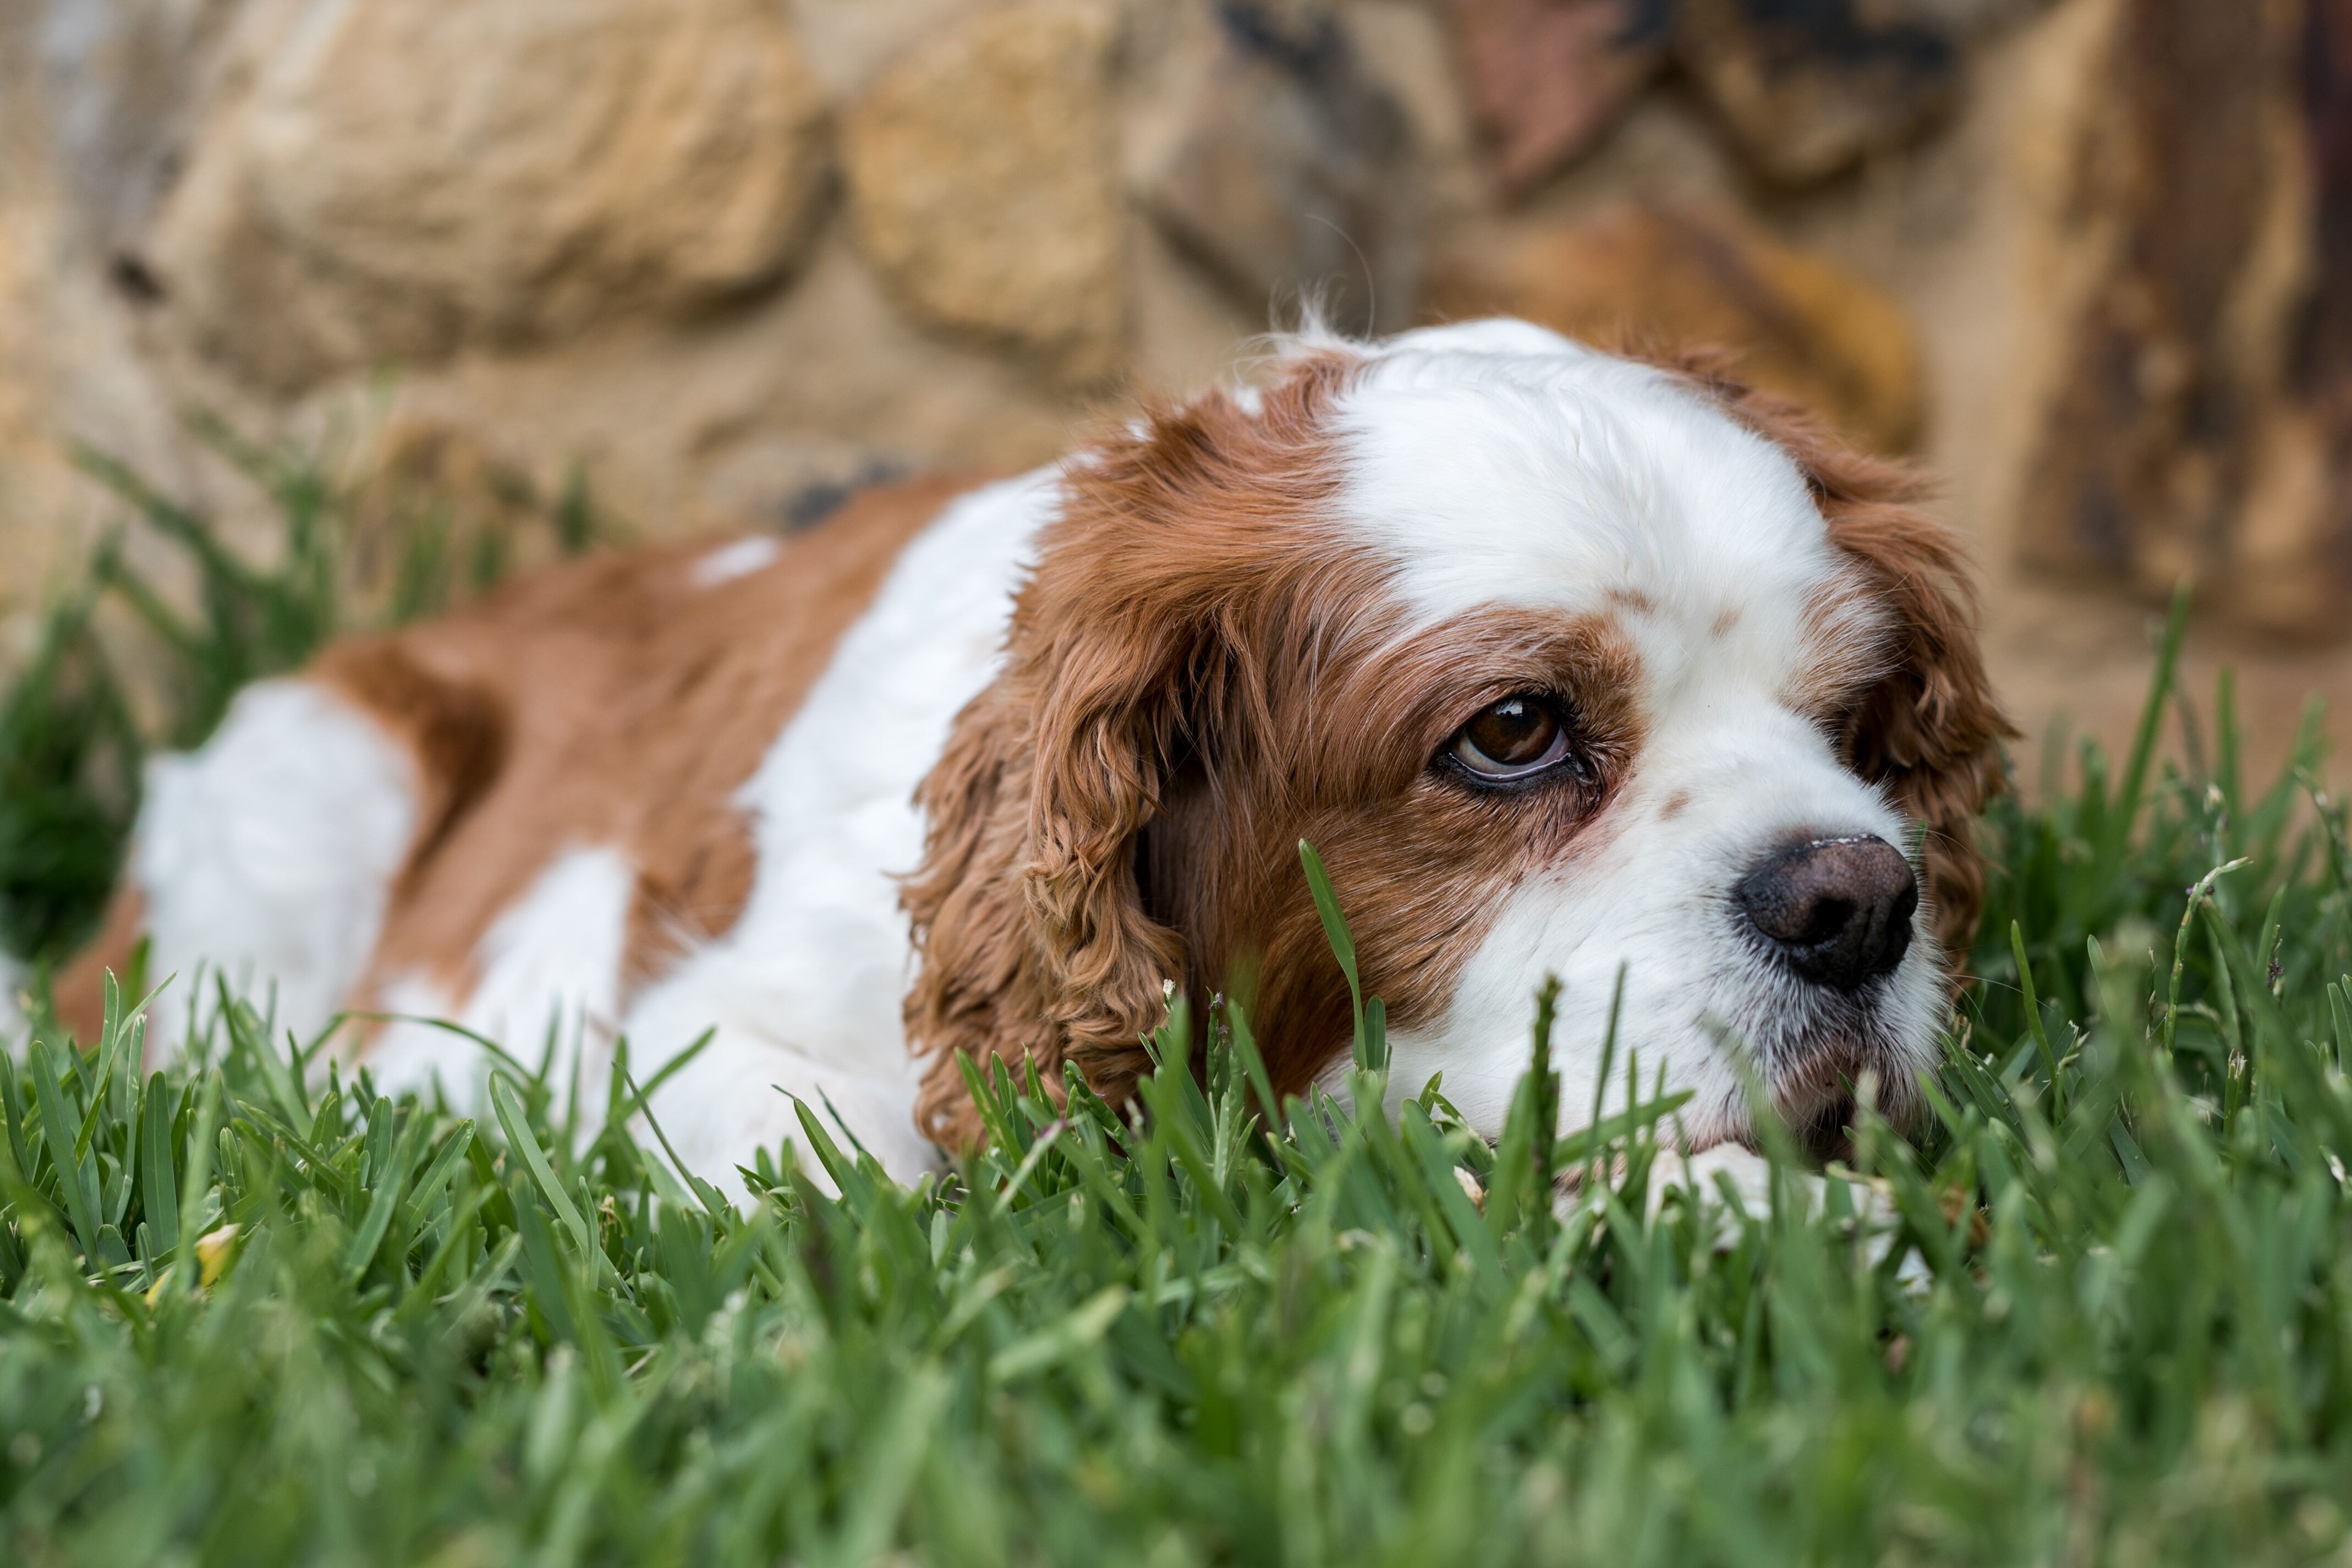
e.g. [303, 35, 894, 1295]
[1668, 356, 2014, 958]
[902, 357, 1355, 1149]
[900, 596, 1193, 1150]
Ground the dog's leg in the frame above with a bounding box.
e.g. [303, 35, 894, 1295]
[637, 1024, 943, 1203]
[109, 679, 420, 1064]
[365, 844, 635, 1130]
[621, 957, 943, 1203]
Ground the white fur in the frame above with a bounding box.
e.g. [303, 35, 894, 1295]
[624, 470, 1055, 1194]
[368, 845, 637, 1117]
[1647, 1146, 1918, 1290]
[1337, 324, 1839, 643]
[691, 535, 782, 588]
[1336, 322, 1945, 1146]
[134, 679, 418, 1058]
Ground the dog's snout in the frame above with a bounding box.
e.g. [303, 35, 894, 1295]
[1735, 836, 1918, 991]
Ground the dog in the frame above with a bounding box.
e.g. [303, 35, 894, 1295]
[42, 321, 2007, 1194]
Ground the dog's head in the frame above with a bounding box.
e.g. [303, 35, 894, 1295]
[903, 321, 2008, 1154]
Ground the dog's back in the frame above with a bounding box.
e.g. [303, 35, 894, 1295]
[58, 469, 1043, 1188]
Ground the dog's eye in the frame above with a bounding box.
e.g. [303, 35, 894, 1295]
[1449, 695, 1571, 781]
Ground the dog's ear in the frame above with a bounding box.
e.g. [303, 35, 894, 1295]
[900, 580, 1193, 1150]
[903, 358, 1353, 1149]
[1673, 358, 2013, 957]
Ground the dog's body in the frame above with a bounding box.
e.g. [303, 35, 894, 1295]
[64, 468, 1035, 1182]
[50, 322, 2008, 1193]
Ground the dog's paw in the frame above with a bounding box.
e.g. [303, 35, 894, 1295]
[1646, 1145, 1928, 1287]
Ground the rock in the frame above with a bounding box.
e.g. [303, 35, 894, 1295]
[338, 419, 602, 623]
[149, 0, 830, 393]
[0, 215, 57, 622]
[1444, 0, 1670, 194]
[2019, 0, 2351, 639]
[842, 0, 1127, 385]
[698, 435, 912, 536]
[2293, 0, 2352, 634]
[36, 0, 248, 271]
[3, 10, 202, 639]
[1675, 0, 1962, 184]
[1145, 2, 1424, 335]
[1424, 201, 1925, 453]
[1898, 0, 2056, 30]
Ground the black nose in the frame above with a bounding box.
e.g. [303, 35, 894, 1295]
[1734, 836, 1918, 991]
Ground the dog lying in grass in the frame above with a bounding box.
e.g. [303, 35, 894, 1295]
[41, 321, 2008, 1194]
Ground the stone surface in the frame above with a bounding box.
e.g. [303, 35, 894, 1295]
[37, 0, 248, 270]
[1145, 2, 1424, 335]
[1676, 0, 1962, 184]
[1899, 0, 2058, 29]
[2284, 0, 2352, 631]
[2018, 0, 2351, 638]
[0, 211, 52, 628]
[842, 0, 1127, 385]
[148, 0, 830, 392]
[3, 4, 214, 650]
[1425, 201, 1925, 452]
[377, 223, 1087, 545]
[1445, 0, 1670, 193]
[5, 0, 2348, 763]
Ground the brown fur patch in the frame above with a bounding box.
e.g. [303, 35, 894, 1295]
[903, 358, 1364, 1143]
[313, 640, 508, 896]
[322, 474, 980, 1019]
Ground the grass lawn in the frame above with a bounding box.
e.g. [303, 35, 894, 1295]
[2, 452, 2351, 1565]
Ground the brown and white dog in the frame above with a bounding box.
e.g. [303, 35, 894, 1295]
[39, 321, 2007, 1194]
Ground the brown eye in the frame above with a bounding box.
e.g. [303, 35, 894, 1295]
[1450, 695, 1571, 781]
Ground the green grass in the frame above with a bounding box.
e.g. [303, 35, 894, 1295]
[2, 470, 2351, 1564]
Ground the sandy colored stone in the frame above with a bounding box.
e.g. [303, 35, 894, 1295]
[149, 0, 830, 392]
[842, 0, 1127, 384]
[40, 0, 249, 262]
[1426, 202, 1926, 453]
[2017, 0, 2351, 639]
[1, 17, 197, 645]
[7, 0, 2346, 774]
[1445, 0, 1669, 194]
[1904, 0, 2058, 29]
[1146, 3, 1423, 336]
[0, 213, 52, 623]
[1676, 0, 1962, 185]
[2271, 0, 2352, 635]
[363, 223, 1086, 546]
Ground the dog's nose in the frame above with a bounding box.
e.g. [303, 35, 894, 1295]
[1734, 836, 1918, 991]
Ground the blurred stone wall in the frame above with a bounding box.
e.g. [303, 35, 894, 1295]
[2, 0, 2348, 767]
